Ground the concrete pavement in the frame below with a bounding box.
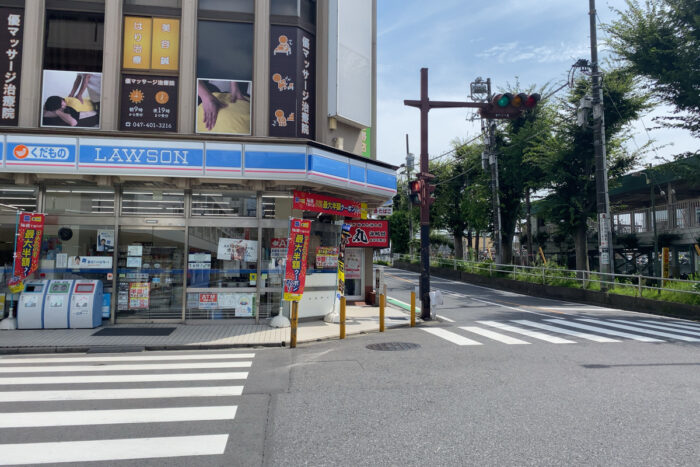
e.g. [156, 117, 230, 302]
[0, 304, 417, 354]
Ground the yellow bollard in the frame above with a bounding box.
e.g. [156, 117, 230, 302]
[410, 291, 416, 327]
[379, 292, 385, 332]
[340, 296, 346, 339]
[290, 301, 298, 348]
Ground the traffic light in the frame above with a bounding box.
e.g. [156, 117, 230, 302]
[481, 92, 541, 119]
[408, 179, 422, 205]
[425, 182, 436, 206]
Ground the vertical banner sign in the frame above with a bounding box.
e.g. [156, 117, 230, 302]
[123, 17, 153, 70]
[283, 218, 312, 302]
[151, 18, 180, 71]
[120, 74, 178, 131]
[336, 223, 351, 299]
[0, 8, 22, 126]
[360, 128, 371, 158]
[269, 26, 315, 138]
[292, 190, 364, 218]
[14, 213, 44, 279]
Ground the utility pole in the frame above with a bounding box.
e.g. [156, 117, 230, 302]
[589, 0, 614, 291]
[405, 68, 540, 319]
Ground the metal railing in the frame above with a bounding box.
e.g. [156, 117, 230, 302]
[612, 198, 700, 234]
[390, 253, 700, 304]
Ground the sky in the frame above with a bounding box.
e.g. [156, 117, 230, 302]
[376, 0, 697, 171]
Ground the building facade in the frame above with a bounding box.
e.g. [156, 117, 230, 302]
[0, 0, 396, 323]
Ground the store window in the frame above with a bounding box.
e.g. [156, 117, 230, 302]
[271, 0, 315, 24]
[191, 190, 256, 217]
[186, 226, 258, 319]
[45, 186, 115, 215]
[42, 6, 104, 128]
[0, 186, 37, 214]
[199, 0, 253, 14]
[196, 6, 253, 135]
[262, 193, 293, 219]
[121, 188, 184, 216]
[117, 227, 184, 320]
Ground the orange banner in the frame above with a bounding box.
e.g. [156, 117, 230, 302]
[151, 17, 179, 71]
[123, 17, 152, 70]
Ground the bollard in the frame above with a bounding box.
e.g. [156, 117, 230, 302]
[379, 291, 385, 332]
[290, 301, 298, 348]
[410, 290, 416, 327]
[340, 296, 346, 339]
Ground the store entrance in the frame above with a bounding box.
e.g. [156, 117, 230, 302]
[116, 227, 185, 320]
[344, 248, 364, 301]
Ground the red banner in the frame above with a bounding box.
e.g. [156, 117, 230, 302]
[293, 190, 364, 218]
[283, 218, 312, 301]
[14, 212, 44, 279]
[346, 220, 389, 248]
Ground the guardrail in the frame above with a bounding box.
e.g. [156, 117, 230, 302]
[390, 253, 700, 305]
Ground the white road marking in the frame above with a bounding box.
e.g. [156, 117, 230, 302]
[0, 372, 249, 386]
[545, 319, 664, 342]
[467, 296, 552, 318]
[0, 353, 255, 364]
[436, 315, 455, 323]
[0, 434, 229, 465]
[577, 319, 698, 342]
[641, 320, 700, 331]
[477, 321, 576, 343]
[0, 405, 238, 428]
[422, 328, 482, 346]
[513, 320, 619, 342]
[0, 361, 252, 373]
[459, 326, 530, 345]
[535, 307, 619, 312]
[0, 385, 244, 402]
[611, 320, 700, 337]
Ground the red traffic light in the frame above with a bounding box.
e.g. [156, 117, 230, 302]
[524, 93, 540, 109]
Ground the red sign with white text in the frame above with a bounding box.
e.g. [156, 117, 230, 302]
[14, 212, 44, 279]
[293, 190, 363, 218]
[283, 218, 312, 301]
[346, 220, 389, 248]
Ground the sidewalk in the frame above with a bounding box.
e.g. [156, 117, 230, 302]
[0, 303, 416, 354]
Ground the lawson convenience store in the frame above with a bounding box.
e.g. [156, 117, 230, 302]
[0, 132, 396, 322]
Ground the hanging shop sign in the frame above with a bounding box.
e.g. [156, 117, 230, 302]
[371, 206, 392, 216]
[346, 220, 389, 248]
[269, 26, 315, 138]
[293, 190, 365, 218]
[14, 213, 44, 280]
[0, 8, 22, 126]
[120, 75, 178, 132]
[123, 17, 179, 71]
[283, 218, 312, 302]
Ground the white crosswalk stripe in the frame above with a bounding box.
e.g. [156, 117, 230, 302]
[422, 328, 482, 346]
[477, 321, 576, 344]
[544, 319, 664, 342]
[0, 351, 253, 465]
[513, 320, 620, 342]
[610, 320, 700, 337]
[641, 320, 700, 331]
[459, 326, 530, 345]
[577, 319, 698, 342]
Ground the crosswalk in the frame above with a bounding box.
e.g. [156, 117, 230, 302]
[0, 350, 254, 465]
[421, 317, 700, 347]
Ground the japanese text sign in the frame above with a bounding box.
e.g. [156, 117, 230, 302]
[293, 190, 364, 218]
[151, 18, 179, 71]
[0, 8, 22, 126]
[123, 17, 179, 71]
[123, 17, 152, 70]
[14, 213, 44, 279]
[346, 220, 389, 248]
[283, 218, 312, 302]
[120, 74, 178, 132]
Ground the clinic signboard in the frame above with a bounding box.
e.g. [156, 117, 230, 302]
[0, 8, 23, 126]
[119, 75, 178, 132]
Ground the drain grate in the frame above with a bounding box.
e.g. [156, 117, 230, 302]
[366, 342, 420, 351]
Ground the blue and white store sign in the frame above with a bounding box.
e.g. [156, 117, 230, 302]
[0, 135, 396, 197]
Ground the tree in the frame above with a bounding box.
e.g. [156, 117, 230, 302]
[605, 0, 700, 138]
[533, 68, 651, 273]
[430, 141, 489, 260]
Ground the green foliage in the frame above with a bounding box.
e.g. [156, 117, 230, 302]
[388, 209, 411, 254]
[605, 0, 700, 138]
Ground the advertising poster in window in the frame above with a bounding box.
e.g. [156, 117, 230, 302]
[0, 8, 22, 126]
[120, 74, 178, 132]
[315, 246, 338, 269]
[217, 238, 258, 262]
[123, 16, 180, 71]
[41, 71, 101, 128]
[128, 282, 150, 310]
[97, 229, 114, 252]
[345, 248, 362, 280]
[283, 218, 312, 302]
[196, 78, 251, 135]
[269, 26, 315, 138]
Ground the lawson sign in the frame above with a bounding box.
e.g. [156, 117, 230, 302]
[0, 135, 397, 196]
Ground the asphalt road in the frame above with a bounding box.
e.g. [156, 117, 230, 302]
[1, 267, 698, 466]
